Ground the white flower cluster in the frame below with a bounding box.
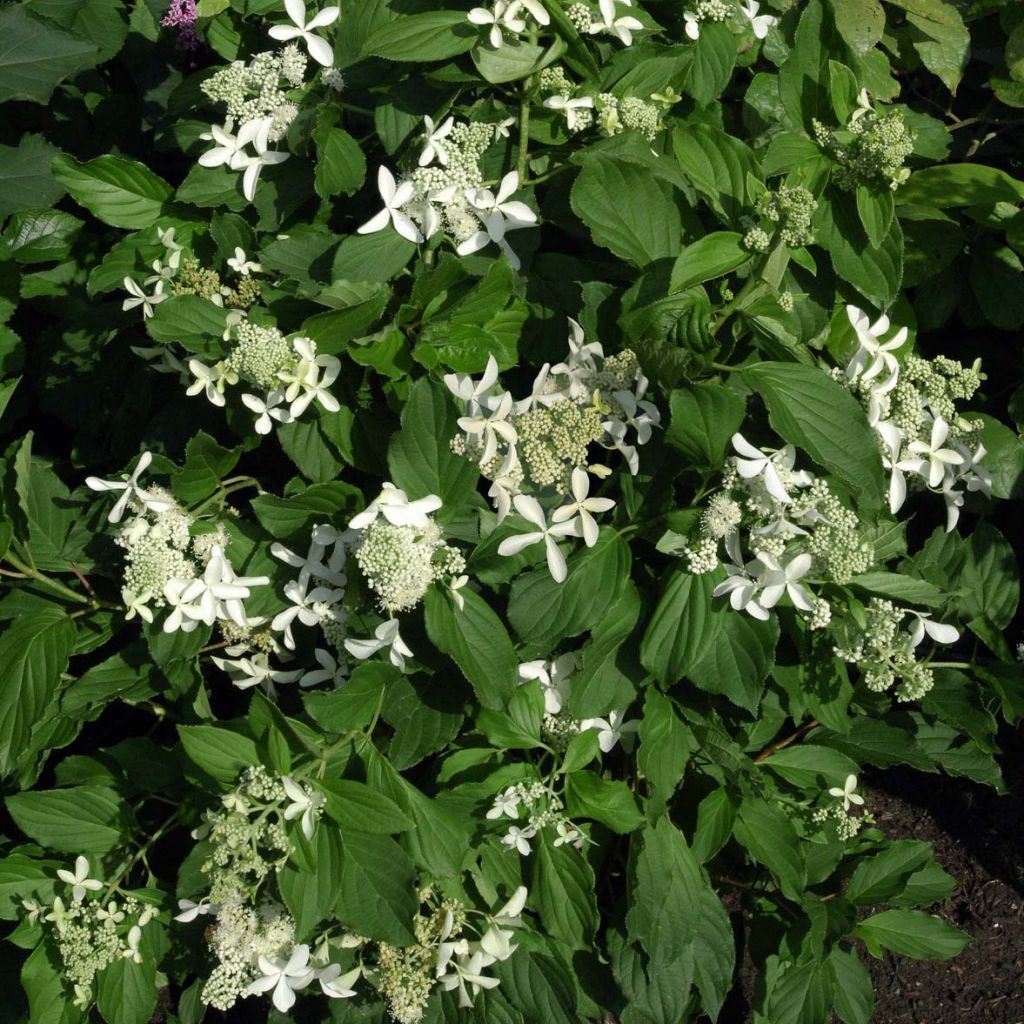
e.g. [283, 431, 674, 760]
[86, 452, 266, 632]
[488, 780, 586, 856]
[539, 66, 664, 142]
[447, 320, 659, 582]
[176, 768, 355, 1013]
[22, 856, 158, 1013]
[359, 115, 538, 269]
[517, 654, 639, 753]
[467, 0, 551, 48]
[838, 305, 991, 531]
[684, 0, 775, 40]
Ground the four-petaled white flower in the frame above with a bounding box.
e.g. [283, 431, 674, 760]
[444, 354, 500, 407]
[731, 433, 807, 504]
[268, 0, 340, 66]
[738, 0, 777, 39]
[517, 653, 576, 714]
[358, 166, 423, 243]
[122, 588, 154, 624]
[713, 531, 771, 620]
[227, 247, 261, 275]
[500, 824, 535, 856]
[507, 0, 550, 24]
[497, 494, 584, 583]
[344, 618, 414, 671]
[589, 0, 643, 45]
[487, 786, 520, 819]
[57, 856, 103, 904]
[198, 121, 251, 169]
[349, 482, 442, 531]
[828, 774, 864, 813]
[247, 944, 316, 1012]
[458, 171, 537, 270]
[543, 94, 595, 131]
[419, 115, 455, 167]
[175, 897, 217, 923]
[242, 390, 294, 434]
[757, 551, 815, 613]
[123, 277, 166, 318]
[86, 451, 175, 524]
[579, 709, 639, 753]
[551, 467, 615, 548]
[683, 10, 700, 39]
[300, 647, 348, 688]
[186, 358, 236, 407]
[271, 576, 344, 649]
[281, 776, 324, 840]
[457, 390, 518, 465]
[907, 416, 964, 489]
[317, 963, 360, 999]
[467, 1, 520, 48]
[211, 653, 302, 694]
[906, 612, 959, 651]
[123, 925, 144, 964]
[236, 118, 290, 202]
[845, 305, 907, 390]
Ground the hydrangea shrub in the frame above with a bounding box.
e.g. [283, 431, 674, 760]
[1, 0, 1023, 1021]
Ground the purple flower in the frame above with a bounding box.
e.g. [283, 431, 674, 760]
[161, 0, 198, 50]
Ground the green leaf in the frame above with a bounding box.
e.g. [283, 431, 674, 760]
[472, 37, 565, 84]
[0, 608, 77, 778]
[423, 586, 518, 710]
[832, 0, 884, 56]
[766, 959, 833, 1024]
[743, 361, 886, 511]
[251, 481, 361, 538]
[172, 432, 240, 505]
[0, 135, 65, 220]
[889, 0, 969, 92]
[387, 377, 479, 514]
[673, 124, 758, 226]
[778, 0, 836, 130]
[337, 830, 418, 944]
[314, 127, 366, 199]
[316, 779, 413, 834]
[531, 833, 598, 950]
[897, 163, 1024, 207]
[854, 908, 969, 959]
[0, 6, 98, 104]
[565, 770, 644, 833]
[734, 797, 806, 900]
[761, 744, 857, 789]
[688, 606, 778, 712]
[845, 840, 933, 906]
[6, 785, 129, 855]
[278, 822, 344, 938]
[666, 381, 747, 469]
[828, 945, 874, 1024]
[96, 948, 157, 1024]
[670, 232, 750, 292]
[692, 885, 735, 1019]
[52, 154, 172, 229]
[177, 725, 259, 784]
[682, 22, 736, 106]
[570, 160, 682, 267]
[362, 11, 476, 62]
[637, 689, 691, 813]
[493, 946, 577, 1024]
[304, 661, 393, 733]
[626, 818, 704, 965]
[856, 186, 895, 250]
[691, 787, 739, 864]
[2, 208, 83, 263]
[847, 571, 945, 607]
[640, 571, 717, 687]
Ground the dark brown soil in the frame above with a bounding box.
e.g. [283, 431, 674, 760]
[862, 764, 1024, 1024]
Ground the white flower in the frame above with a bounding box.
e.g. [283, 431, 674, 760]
[507, 0, 549, 24]
[185, 358, 234, 407]
[543, 94, 595, 131]
[419, 115, 455, 167]
[157, 226, 182, 252]
[828, 774, 864, 813]
[488, 447, 523, 523]
[876, 420, 924, 515]
[349, 482, 442, 531]
[242, 390, 294, 434]
[553, 820, 584, 848]
[437, 949, 501, 1009]
[500, 825, 535, 856]
[756, 551, 815, 613]
[144, 250, 181, 286]
[713, 531, 771, 620]
[162, 578, 202, 634]
[268, 0, 339, 66]
[449, 574, 469, 611]
[486, 786, 520, 820]
[467, 1, 519, 48]
[850, 88, 874, 124]
[731, 433, 804, 504]
[317, 964, 360, 999]
[907, 416, 964, 489]
[96, 900, 125, 924]
[272, 577, 344, 649]
[344, 618, 413, 671]
[179, 545, 268, 628]
[493, 116, 516, 139]
[458, 391, 518, 465]
[590, 0, 643, 44]
[738, 0, 777, 39]
[236, 118, 290, 202]
[845, 305, 907, 387]
[286, 350, 341, 418]
[122, 277, 166, 318]
[174, 897, 217, 923]
[683, 10, 700, 39]
[518, 653, 576, 714]
[551, 467, 615, 547]
[444, 353, 500, 407]
[358, 166, 423, 243]
[579, 709, 639, 753]
[458, 171, 537, 270]
[211, 653, 302, 694]
[123, 925, 144, 964]
[300, 648, 348, 688]
[86, 451, 174, 524]
[198, 121, 251, 169]
[602, 418, 639, 475]
[56, 856, 102, 904]
[614, 387, 660, 445]
[497, 494, 584, 583]
[227, 247, 261, 275]
[281, 776, 324, 840]
[121, 587, 154, 624]
[906, 613, 959, 651]
[248, 944, 316, 1012]
[554, 317, 603, 374]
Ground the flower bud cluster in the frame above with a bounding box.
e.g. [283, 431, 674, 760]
[488, 780, 585, 855]
[815, 106, 914, 192]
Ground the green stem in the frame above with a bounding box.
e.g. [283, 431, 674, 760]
[928, 661, 972, 669]
[189, 477, 260, 516]
[3, 552, 90, 605]
[710, 272, 765, 337]
[517, 86, 532, 182]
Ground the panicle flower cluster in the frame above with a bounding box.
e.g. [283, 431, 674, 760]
[488, 780, 586, 856]
[201, 45, 308, 134]
[86, 452, 266, 632]
[810, 774, 870, 842]
[833, 599, 957, 701]
[538, 66, 664, 142]
[837, 305, 990, 530]
[446, 321, 658, 581]
[24, 856, 157, 1011]
[743, 185, 818, 251]
[359, 118, 537, 269]
[686, 431, 871, 623]
[814, 94, 915, 192]
[161, 0, 197, 48]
